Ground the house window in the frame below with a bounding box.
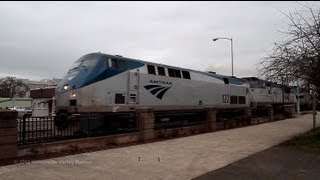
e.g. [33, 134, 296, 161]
[230, 96, 238, 104]
[147, 65, 156, 75]
[239, 96, 246, 104]
[182, 71, 191, 79]
[157, 67, 166, 76]
[43, 103, 47, 109]
[115, 93, 125, 104]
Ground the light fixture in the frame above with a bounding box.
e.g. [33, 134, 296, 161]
[212, 37, 234, 77]
[71, 92, 76, 97]
[63, 84, 69, 90]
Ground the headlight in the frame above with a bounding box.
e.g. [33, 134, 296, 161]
[63, 84, 69, 90]
[71, 92, 76, 97]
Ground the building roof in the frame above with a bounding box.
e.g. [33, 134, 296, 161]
[30, 88, 55, 99]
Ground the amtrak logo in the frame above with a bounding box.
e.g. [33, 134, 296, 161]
[144, 85, 172, 99]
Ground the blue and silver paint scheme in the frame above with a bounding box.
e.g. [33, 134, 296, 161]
[55, 52, 250, 114]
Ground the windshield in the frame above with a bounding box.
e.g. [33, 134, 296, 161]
[69, 62, 82, 72]
[68, 55, 100, 74]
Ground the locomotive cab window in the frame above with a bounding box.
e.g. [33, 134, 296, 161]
[108, 58, 117, 68]
[108, 58, 127, 71]
[182, 71, 191, 79]
[157, 67, 166, 76]
[147, 65, 156, 75]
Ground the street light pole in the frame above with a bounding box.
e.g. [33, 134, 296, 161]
[230, 38, 234, 77]
[212, 37, 234, 77]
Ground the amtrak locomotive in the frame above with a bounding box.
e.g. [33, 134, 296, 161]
[55, 52, 250, 114]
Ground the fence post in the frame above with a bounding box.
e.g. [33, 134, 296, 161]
[243, 106, 252, 125]
[22, 115, 26, 142]
[267, 104, 273, 122]
[136, 107, 155, 141]
[284, 104, 295, 118]
[0, 110, 18, 160]
[205, 107, 217, 131]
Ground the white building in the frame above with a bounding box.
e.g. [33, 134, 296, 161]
[30, 87, 55, 117]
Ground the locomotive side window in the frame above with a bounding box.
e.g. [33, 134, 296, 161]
[168, 68, 181, 78]
[147, 65, 156, 75]
[230, 96, 238, 104]
[157, 67, 166, 76]
[239, 96, 246, 104]
[223, 78, 229, 84]
[168, 68, 175, 77]
[182, 71, 191, 79]
[175, 69, 181, 78]
[115, 93, 125, 104]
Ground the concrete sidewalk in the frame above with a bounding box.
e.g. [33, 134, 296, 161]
[0, 113, 319, 180]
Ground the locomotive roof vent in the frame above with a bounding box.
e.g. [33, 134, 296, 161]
[208, 71, 216, 74]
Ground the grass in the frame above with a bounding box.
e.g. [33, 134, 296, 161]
[284, 127, 320, 152]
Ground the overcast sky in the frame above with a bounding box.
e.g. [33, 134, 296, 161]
[0, 1, 318, 80]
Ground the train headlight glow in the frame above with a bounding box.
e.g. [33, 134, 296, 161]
[71, 92, 76, 97]
[63, 84, 69, 90]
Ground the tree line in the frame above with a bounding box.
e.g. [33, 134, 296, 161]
[0, 77, 29, 98]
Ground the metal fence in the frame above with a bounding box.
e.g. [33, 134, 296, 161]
[17, 106, 284, 145]
[18, 112, 137, 145]
[251, 107, 269, 118]
[154, 110, 206, 129]
[217, 108, 245, 122]
[273, 105, 285, 115]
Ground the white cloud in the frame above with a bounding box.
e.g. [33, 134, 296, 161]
[0, 1, 318, 80]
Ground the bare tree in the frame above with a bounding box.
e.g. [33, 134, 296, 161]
[0, 77, 29, 98]
[259, 3, 319, 128]
[259, 3, 320, 95]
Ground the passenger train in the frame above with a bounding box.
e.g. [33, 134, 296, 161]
[55, 52, 250, 114]
[55, 52, 312, 115]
